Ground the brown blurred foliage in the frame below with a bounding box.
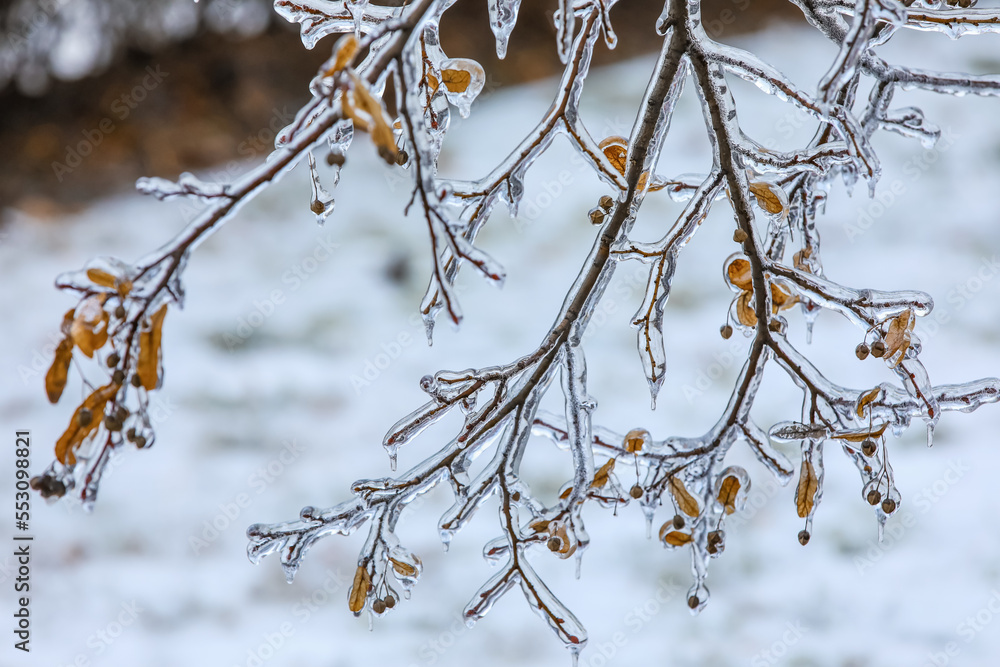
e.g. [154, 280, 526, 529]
[0, 0, 795, 216]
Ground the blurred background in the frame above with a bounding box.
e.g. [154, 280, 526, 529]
[0, 0, 793, 213]
[3, 2, 1000, 667]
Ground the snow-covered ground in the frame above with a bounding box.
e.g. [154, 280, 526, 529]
[3, 20, 1000, 667]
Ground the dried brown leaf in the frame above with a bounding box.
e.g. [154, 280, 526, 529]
[348, 564, 371, 614]
[736, 291, 757, 327]
[883, 310, 914, 365]
[87, 268, 117, 289]
[441, 68, 472, 93]
[770, 282, 798, 313]
[717, 475, 742, 515]
[659, 526, 692, 547]
[389, 557, 417, 578]
[795, 459, 818, 518]
[325, 34, 359, 77]
[599, 136, 628, 175]
[137, 304, 168, 391]
[71, 296, 109, 358]
[590, 458, 615, 489]
[749, 181, 785, 215]
[831, 422, 888, 443]
[55, 382, 117, 465]
[855, 386, 882, 419]
[669, 476, 700, 518]
[623, 428, 649, 453]
[726, 258, 753, 292]
[558, 485, 574, 500]
[45, 337, 73, 404]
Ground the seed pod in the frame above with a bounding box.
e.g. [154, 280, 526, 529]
[672, 514, 685, 530]
[310, 199, 326, 215]
[134, 435, 147, 448]
[348, 565, 371, 614]
[106, 352, 120, 367]
[372, 598, 386, 614]
[881, 498, 897, 514]
[78, 408, 93, 428]
[547, 536, 562, 552]
[629, 484, 643, 499]
[871, 340, 886, 358]
[733, 228, 748, 243]
[395, 150, 409, 166]
[861, 439, 877, 457]
[798, 530, 810, 545]
[589, 208, 605, 225]
[511, 491, 521, 502]
[598, 195, 614, 211]
[327, 152, 346, 167]
[104, 415, 122, 432]
[720, 324, 733, 339]
[112, 369, 125, 385]
[126, 427, 137, 441]
[707, 530, 725, 555]
[866, 489, 881, 506]
[130, 374, 142, 388]
[855, 343, 870, 360]
[114, 304, 126, 319]
[384, 595, 396, 609]
[115, 405, 128, 422]
[687, 595, 700, 610]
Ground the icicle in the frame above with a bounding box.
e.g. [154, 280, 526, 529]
[569, 645, 581, 667]
[487, 0, 523, 59]
[307, 152, 335, 225]
[926, 421, 934, 448]
[574, 551, 583, 580]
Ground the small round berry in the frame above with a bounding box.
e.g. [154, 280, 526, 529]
[310, 200, 326, 215]
[395, 150, 409, 166]
[547, 537, 562, 552]
[866, 489, 882, 506]
[114, 304, 127, 319]
[126, 427, 137, 441]
[115, 405, 128, 422]
[861, 439, 877, 457]
[134, 435, 147, 449]
[798, 530, 811, 546]
[871, 340, 886, 358]
[106, 352, 120, 367]
[384, 595, 396, 609]
[112, 369, 125, 385]
[855, 343, 870, 360]
[326, 152, 346, 167]
[372, 598, 386, 614]
[733, 228, 748, 243]
[589, 208, 605, 225]
[104, 415, 122, 432]
[598, 195, 614, 211]
[511, 491, 521, 502]
[629, 484, 643, 499]
[881, 498, 897, 514]
[130, 374, 142, 388]
[672, 514, 685, 530]
[77, 408, 93, 428]
[687, 595, 700, 609]
[720, 324, 733, 340]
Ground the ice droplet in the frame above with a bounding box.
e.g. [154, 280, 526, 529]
[307, 152, 335, 225]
